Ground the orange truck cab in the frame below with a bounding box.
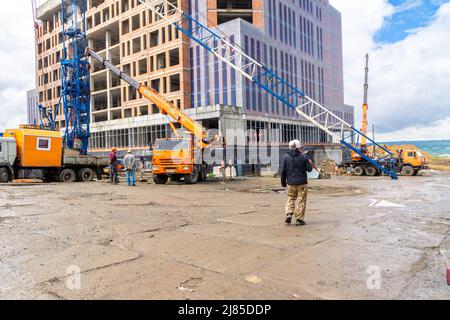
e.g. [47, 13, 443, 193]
[395, 149, 428, 176]
[152, 137, 207, 184]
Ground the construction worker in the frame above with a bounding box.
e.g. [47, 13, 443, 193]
[109, 147, 119, 185]
[281, 140, 313, 226]
[123, 150, 137, 187]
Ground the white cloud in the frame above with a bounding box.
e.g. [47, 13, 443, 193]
[377, 116, 450, 141]
[0, 0, 36, 132]
[330, 0, 450, 141]
[394, 0, 423, 14]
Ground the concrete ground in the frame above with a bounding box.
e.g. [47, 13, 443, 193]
[0, 172, 449, 300]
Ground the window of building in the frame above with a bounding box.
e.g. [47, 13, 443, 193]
[170, 74, 180, 92]
[217, 1, 252, 24]
[162, 77, 167, 94]
[94, 12, 101, 26]
[121, 0, 129, 13]
[168, 0, 178, 11]
[132, 37, 141, 54]
[132, 14, 140, 31]
[139, 105, 148, 116]
[217, 0, 251, 9]
[169, 48, 179, 66]
[150, 30, 158, 47]
[103, 8, 109, 22]
[151, 79, 160, 91]
[138, 58, 147, 75]
[156, 52, 166, 69]
[122, 19, 129, 35]
[154, 3, 164, 21]
[161, 27, 166, 44]
[87, 16, 93, 30]
[129, 86, 137, 100]
[142, 35, 147, 50]
[168, 25, 172, 42]
[123, 63, 131, 75]
[151, 104, 159, 114]
[150, 56, 154, 72]
[124, 108, 132, 118]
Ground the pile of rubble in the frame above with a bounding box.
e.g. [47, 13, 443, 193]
[316, 159, 345, 179]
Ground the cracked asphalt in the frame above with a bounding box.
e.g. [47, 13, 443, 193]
[0, 172, 449, 299]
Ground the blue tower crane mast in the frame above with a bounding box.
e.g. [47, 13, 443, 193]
[60, 0, 91, 155]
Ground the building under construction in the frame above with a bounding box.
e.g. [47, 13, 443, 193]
[33, 0, 354, 157]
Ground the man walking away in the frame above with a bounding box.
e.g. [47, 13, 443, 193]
[281, 140, 313, 226]
[123, 150, 137, 186]
[109, 147, 119, 185]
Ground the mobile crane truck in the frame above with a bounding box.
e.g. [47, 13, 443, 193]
[341, 54, 427, 176]
[86, 48, 216, 185]
[0, 125, 108, 183]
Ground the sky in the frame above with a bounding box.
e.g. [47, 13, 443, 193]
[0, 2, 36, 131]
[329, 0, 450, 141]
[0, 0, 449, 142]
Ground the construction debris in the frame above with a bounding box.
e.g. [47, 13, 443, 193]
[315, 159, 338, 179]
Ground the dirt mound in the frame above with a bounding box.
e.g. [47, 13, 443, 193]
[317, 159, 342, 178]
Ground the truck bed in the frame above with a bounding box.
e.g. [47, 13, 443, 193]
[63, 155, 109, 167]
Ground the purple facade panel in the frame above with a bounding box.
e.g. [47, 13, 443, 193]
[190, 0, 352, 124]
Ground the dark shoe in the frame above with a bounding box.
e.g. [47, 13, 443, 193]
[285, 214, 293, 224]
[296, 220, 306, 226]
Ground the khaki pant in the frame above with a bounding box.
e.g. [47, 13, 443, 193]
[285, 185, 308, 220]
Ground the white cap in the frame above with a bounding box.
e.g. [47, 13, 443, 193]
[289, 140, 297, 150]
[289, 140, 301, 150]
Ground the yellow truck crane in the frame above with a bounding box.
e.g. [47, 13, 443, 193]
[86, 48, 215, 184]
[342, 54, 427, 176]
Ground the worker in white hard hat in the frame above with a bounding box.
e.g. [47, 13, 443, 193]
[123, 150, 137, 187]
[280, 140, 313, 226]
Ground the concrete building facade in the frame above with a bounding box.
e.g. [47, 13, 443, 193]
[35, 0, 353, 155]
[27, 89, 38, 125]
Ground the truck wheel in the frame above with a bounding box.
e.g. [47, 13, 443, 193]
[198, 165, 207, 182]
[401, 165, 415, 176]
[0, 168, 10, 183]
[153, 174, 169, 185]
[365, 166, 377, 177]
[353, 166, 365, 176]
[59, 169, 76, 183]
[185, 167, 199, 184]
[77, 168, 95, 182]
